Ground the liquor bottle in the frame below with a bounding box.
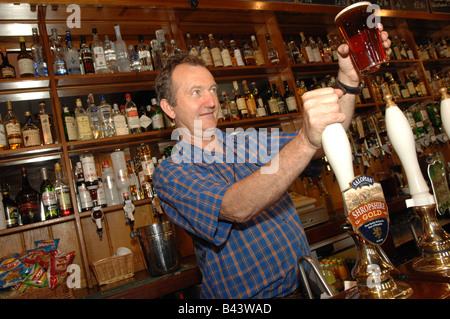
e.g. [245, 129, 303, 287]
[114, 24, 131, 73]
[229, 35, 245, 67]
[391, 36, 402, 60]
[137, 143, 156, 199]
[96, 177, 107, 208]
[186, 32, 199, 57]
[233, 81, 249, 119]
[401, 39, 414, 60]
[4, 101, 22, 149]
[91, 28, 109, 74]
[150, 98, 165, 131]
[208, 34, 223, 68]
[1, 184, 19, 228]
[405, 73, 417, 97]
[328, 35, 339, 63]
[112, 103, 129, 136]
[218, 35, 233, 67]
[53, 162, 73, 216]
[242, 80, 257, 118]
[16, 167, 41, 224]
[128, 158, 142, 201]
[150, 40, 162, 70]
[296, 79, 308, 97]
[75, 98, 93, 140]
[98, 95, 115, 137]
[22, 111, 41, 147]
[124, 93, 141, 134]
[62, 106, 78, 141]
[171, 39, 183, 56]
[138, 105, 151, 132]
[75, 161, 93, 212]
[250, 35, 265, 66]
[80, 35, 95, 74]
[80, 152, 99, 206]
[129, 45, 143, 71]
[110, 149, 132, 203]
[64, 30, 81, 75]
[101, 161, 121, 207]
[199, 35, 213, 67]
[1, 47, 16, 78]
[283, 81, 298, 113]
[222, 91, 239, 121]
[399, 80, 411, 99]
[31, 28, 48, 77]
[409, 72, 423, 97]
[137, 34, 153, 71]
[38, 101, 55, 145]
[49, 28, 67, 75]
[219, 93, 231, 122]
[242, 39, 256, 66]
[87, 93, 104, 139]
[309, 36, 322, 63]
[103, 35, 119, 73]
[413, 70, 428, 96]
[155, 29, 169, 68]
[299, 32, 314, 63]
[272, 83, 286, 114]
[265, 34, 279, 65]
[267, 84, 280, 115]
[288, 38, 301, 64]
[385, 73, 401, 100]
[17, 36, 34, 77]
[0, 113, 7, 150]
[40, 167, 59, 220]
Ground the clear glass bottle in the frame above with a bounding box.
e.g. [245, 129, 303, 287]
[54, 162, 73, 216]
[103, 35, 119, 73]
[80, 152, 99, 206]
[267, 84, 280, 115]
[112, 103, 129, 136]
[114, 24, 131, 73]
[217, 35, 233, 67]
[283, 81, 298, 113]
[233, 81, 249, 119]
[1, 184, 19, 228]
[38, 101, 54, 145]
[75, 98, 93, 140]
[137, 34, 153, 71]
[299, 32, 314, 63]
[208, 34, 223, 68]
[266, 34, 279, 65]
[79, 35, 95, 74]
[127, 159, 141, 201]
[49, 28, 67, 75]
[40, 167, 59, 220]
[124, 93, 141, 134]
[139, 105, 152, 132]
[101, 160, 121, 207]
[31, 27, 48, 77]
[0, 47, 16, 78]
[4, 101, 22, 149]
[62, 105, 78, 141]
[17, 36, 34, 77]
[128, 44, 143, 72]
[87, 93, 104, 139]
[272, 83, 286, 114]
[170, 39, 182, 56]
[229, 35, 245, 67]
[242, 80, 257, 118]
[251, 35, 265, 66]
[99, 94, 115, 137]
[91, 28, 109, 74]
[186, 32, 199, 57]
[242, 39, 256, 66]
[64, 30, 81, 75]
[199, 34, 213, 67]
[0, 113, 7, 150]
[137, 143, 156, 199]
[150, 98, 165, 131]
[16, 167, 41, 224]
[222, 91, 239, 121]
[75, 161, 93, 212]
[22, 111, 41, 147]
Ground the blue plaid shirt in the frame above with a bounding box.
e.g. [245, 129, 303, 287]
[154, 128, 311, 298]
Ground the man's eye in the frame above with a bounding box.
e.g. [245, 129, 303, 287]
[192, 90, 200, 96]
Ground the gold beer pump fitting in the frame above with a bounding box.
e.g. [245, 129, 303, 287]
[440, 87, 450, 100]
[384, 94, 396, 109]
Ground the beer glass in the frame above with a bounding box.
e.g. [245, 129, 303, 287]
[335, 1, 388, 75]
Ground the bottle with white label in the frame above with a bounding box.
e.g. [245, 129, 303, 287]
[112, 103, 129, 136]
[40, 167, 59, 220]
[75, 161, 94, 212]
[199, 35, 213, 67]
[38, 101, 54, 145]
[101, 160, 121, 206]
[87, 93, 104, 139]
[99, 95, 115, 137]
[91, 28, 109, 74]
[217, 35, 232, 67]
[17, 36, 35, 77]
[150, 98, 165, 130]
[22, 111, 41, 147]
[208, 34, 224, 68]
[283, 81, 298, 113]
[75, 98, 93, 140]
[124, 93, 141, 134]
[62, 106, 78, 141]
[0, 113, 8, 150]
[4, 101, 22, 149]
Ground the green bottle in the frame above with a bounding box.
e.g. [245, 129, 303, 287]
[40, 167, 59, 220]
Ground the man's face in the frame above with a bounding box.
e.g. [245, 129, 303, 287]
[167, 63, 220, 140]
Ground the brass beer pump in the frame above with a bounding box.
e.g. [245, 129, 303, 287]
[385, 93, 450, 273]
[321, 119, 412, 298]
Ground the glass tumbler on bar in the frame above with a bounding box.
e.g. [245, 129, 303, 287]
[335, 1, 388, 75]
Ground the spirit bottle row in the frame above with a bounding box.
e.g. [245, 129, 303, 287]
[63, 93, 171, 142]
[0, 101, 55, 150]
[0, 162, 73, 228]
[285, 32, 341, 65]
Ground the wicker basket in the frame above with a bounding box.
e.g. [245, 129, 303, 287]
[90, 253, 134, 286]
[10, 274, 74, 299]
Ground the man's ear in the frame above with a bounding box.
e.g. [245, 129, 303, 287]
[160, 98, 176, 120]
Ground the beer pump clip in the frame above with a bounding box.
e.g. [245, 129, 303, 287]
[322, 118, 413, 298]
[385, 93, 450, 273]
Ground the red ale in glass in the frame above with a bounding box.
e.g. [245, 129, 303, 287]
[335, 1, 387, 75]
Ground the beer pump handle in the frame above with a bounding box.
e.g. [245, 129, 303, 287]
[384, 95, 434, 207]
[322, 123, 355, 192]
[440, 87, 450, 138]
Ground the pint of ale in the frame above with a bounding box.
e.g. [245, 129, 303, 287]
[335, 1, 388, 75]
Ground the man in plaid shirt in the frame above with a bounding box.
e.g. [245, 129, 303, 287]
[154, 28, 391, 299]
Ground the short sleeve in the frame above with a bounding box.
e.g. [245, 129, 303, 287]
[154, 160, 233, 246]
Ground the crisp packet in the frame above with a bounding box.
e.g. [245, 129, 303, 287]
[22, 262, 48, 288]
[34, 239, 60, 253]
